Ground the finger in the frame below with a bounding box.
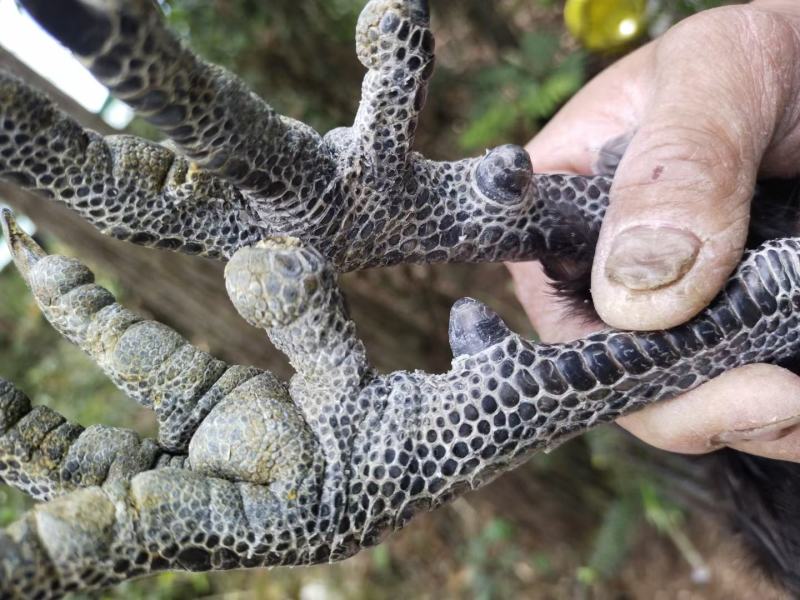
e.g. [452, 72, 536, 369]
[618, 363, 800, 462]
[506, 260, 601, 342]
[592, 8, 800, 330]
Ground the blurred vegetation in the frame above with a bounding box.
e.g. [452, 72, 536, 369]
[1, 0, 747, 598]
[149, 0, 733, 156]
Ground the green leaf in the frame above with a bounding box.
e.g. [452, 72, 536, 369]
[584, 496, 639, 580]
[459, 99, 522, 151]
[520, 32, 561, 77]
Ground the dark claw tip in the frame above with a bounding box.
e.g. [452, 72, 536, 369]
[0, 208, 15, 241]
[475, 144, 533, 204]
[410, 0, 430, 22]
[1, 209, 46, 279]
[449, 298, 511, 358]
[594, 131, 633, 177]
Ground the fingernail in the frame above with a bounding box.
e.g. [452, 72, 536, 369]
[711, 415, 800, 445]
[605, 226, 700, 291]
[593, 131, 634, 177]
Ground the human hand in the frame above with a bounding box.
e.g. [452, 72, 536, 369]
[508, 0, 800, 461]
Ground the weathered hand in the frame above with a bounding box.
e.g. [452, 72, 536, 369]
[509, 0, 800, 461]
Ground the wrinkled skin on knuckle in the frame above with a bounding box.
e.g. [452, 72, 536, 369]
[655, 5, 800, 164]
[732, 6, 800, 163]
[473, 144, 534, 208]
[226, 239, 329, 328]
[614, 124, 752, 213]
[744, 6, 800, 174]
[189, 373, 318, 486]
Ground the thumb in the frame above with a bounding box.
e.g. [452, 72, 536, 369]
[591, 10, 788, 330]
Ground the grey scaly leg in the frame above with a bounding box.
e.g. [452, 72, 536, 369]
[3, 205, 800, 595]
[18, 0, 335, 206]
[0, 74, 264, 258]
[3, 0, 611, 270]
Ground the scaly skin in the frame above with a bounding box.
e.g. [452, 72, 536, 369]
[3, 207, 800, 597]
[1, 0, 609, 269]
[1, 0, 799, 597]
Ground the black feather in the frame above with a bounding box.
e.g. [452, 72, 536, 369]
[538, 202, 601, 324]
[711, 449, 800, 596]
[749, 178, 800, 244]
[546, 176, 800, 594]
